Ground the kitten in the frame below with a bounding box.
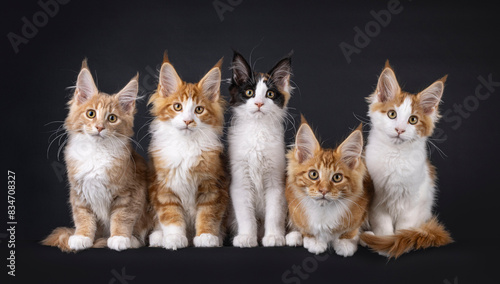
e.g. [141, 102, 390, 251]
[148, 54, 228, 250]
[42, 60, 151, 252]
[285, 119, 372, 256]
[360, 61, 453, 258]
[228, 51, 292, 247]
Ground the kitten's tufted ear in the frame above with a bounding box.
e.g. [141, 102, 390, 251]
[374, 61, 400, 103]
[231, 51, 252, 85]
[198, 59, 223, 102]
[269, 56, 292, 94]
[295, 119, 320, 163]
[159, 62, 182, 97]
[75, 59, 98, 104]
[418, 75, 446, 118]
[338, 128, 364, 169]
[117, 74, 139, 113]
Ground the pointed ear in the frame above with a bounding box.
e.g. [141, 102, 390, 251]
[338, 129, 363, 169]
[75, 60, 98, 105]
[117, 74, 139, 113]
[374, 65, 400, 103]
[295, 122, 320, 164]
[231, 51, 251, 85]
[198, 60, 222, 102]
[159, 62, 182, 97]
[269, 57, 292, 93]
[418, 76, 446, 117]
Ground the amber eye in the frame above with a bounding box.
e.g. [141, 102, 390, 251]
[266, 91, 275, 99]
[308, 170, 319, 180]
[86, 109, 96, 118]
[387, 110, 397, 119]
[195, 106, 204, 114]
[408, 115, 418, 125]
[332, 173, 343, 183]
[173, 103, 183, 111]
[245, 89, 254, 97]
[108, 114, 117, 123]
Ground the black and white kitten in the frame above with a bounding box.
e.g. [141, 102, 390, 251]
[228, 51, 292, 247]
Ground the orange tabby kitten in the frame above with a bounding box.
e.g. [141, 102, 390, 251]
[147, 54, 229, 250]
[43, 60, 151, 252]
[285, 119, 373, 256]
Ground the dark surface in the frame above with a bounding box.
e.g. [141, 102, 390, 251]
[2, 0, 499, 283]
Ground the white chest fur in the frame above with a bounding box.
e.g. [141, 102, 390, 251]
[66, 135, 127, 225]
[150, 120, 222, 223]
[304, 198, 347, 241]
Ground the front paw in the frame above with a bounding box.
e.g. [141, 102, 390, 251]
[333, 238, 358, 257]
[162, 234, 188, 250]
[262, 234, 285, 247]
[285, 231, 303, 247]
[107, 236, 131, 251]
[303, 236, 327, 254]
[149, 230, 163, 247]
[68, 235, 93, 251]
[233, 234, 258, 248]
[194, 233, 220, 248]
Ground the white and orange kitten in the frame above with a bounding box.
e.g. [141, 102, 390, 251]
[361, 61, 452, 257]
[228, 51, 292, 247]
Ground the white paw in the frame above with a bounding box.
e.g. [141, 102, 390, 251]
[162, 234, 188, 250]
[262, 234, 285, 247]
[333, 238, 358, 257]
[286, 231, 303, 247]
[149, 230, 163, 247]
[194, 233, 220, 247]
[68, 235, 93, 251]
[303, 237, 328, 254]
[107, 236, 131, 251]
[233, 234, 258, 248]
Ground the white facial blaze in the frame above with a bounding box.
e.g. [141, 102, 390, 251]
[182, 98, 196, 123]
[254, 78, 267, 105]
[395, 97, 413, 131]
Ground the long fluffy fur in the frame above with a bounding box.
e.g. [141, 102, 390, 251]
[360, 217, 453, 258]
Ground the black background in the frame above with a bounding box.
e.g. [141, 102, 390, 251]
[2, 0, 499, 283]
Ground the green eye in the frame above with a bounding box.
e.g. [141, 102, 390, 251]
[173, 103, 182, 111]
[195, 106, 204, 114]
[266, 91, 275, 99]
[387, 110, 397, 119]
[332, 173, 343, 183]
[408, 115, 418, 125]
[108, 114, 117, 123]
[245, 89, 254, 97]
[86, 109, 96, 118]
[308, 170, 319, 180]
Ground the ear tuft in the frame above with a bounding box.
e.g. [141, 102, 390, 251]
[375, 66, 400, 103]
[198, 64, 221, 102]
[268, 57, 292, 94]
[159, 62, 182, 97]
[295, 123, 320, 164]
[117, 74, 139, 113]
[231, 51, 252, 85]
[419, 79, 445, 116]
[338, 129, 363, 169]
[75, 61, 98, 105]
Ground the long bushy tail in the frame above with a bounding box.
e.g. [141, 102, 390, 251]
[41, 227, 75, 252]
[360, 217, 453, 258]
[41, 227, 110, 252]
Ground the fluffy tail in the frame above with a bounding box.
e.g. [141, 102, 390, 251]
[360, 217, 453, 258]
[41, 227, 112, 252]
[41, 227, 75, 252]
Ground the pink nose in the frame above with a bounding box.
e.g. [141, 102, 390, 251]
[395, 128, 405, 135]
[96, 126, 104, 133]
[255, 102, 264, 108]
[319, 189, 327, 196]
[184, 120, 193, 126]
